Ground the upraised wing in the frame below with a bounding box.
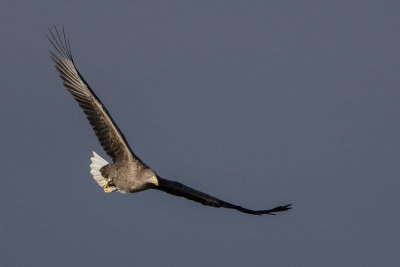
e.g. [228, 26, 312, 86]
[47, 27, 144, 164]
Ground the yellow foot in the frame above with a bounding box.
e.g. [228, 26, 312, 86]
[102, 185, 115, 193]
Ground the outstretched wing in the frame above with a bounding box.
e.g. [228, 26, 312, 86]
[155, 177, 292, 215]
[47, 27, 144, 164]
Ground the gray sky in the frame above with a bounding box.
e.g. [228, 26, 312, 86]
[1, 1, 399, 266]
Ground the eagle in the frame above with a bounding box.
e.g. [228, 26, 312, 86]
[47, 27, 292, 215]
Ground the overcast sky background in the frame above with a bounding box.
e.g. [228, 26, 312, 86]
[1, 1, 399, 266]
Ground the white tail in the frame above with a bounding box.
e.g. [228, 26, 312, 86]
[90, 151, 109, 187]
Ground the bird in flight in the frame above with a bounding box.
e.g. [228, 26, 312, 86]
[47, 27, 292, 215]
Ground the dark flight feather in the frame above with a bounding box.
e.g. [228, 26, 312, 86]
[156, 177, 292, 215]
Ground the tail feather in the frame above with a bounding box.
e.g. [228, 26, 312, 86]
[90, 151, 109, 187]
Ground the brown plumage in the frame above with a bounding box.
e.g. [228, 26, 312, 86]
[48, 27, 292, 215]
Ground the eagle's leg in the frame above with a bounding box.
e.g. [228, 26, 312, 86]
[102, 178, 116, 193]
[102, 185, 116, 193]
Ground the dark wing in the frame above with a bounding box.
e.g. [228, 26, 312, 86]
[47, 27, 144, 164]
[155, 177, 292, 215]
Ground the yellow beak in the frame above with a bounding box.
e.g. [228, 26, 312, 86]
[148, 176, 159, 186]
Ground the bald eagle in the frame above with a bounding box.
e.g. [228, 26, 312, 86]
[47, 27, 291, 215]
